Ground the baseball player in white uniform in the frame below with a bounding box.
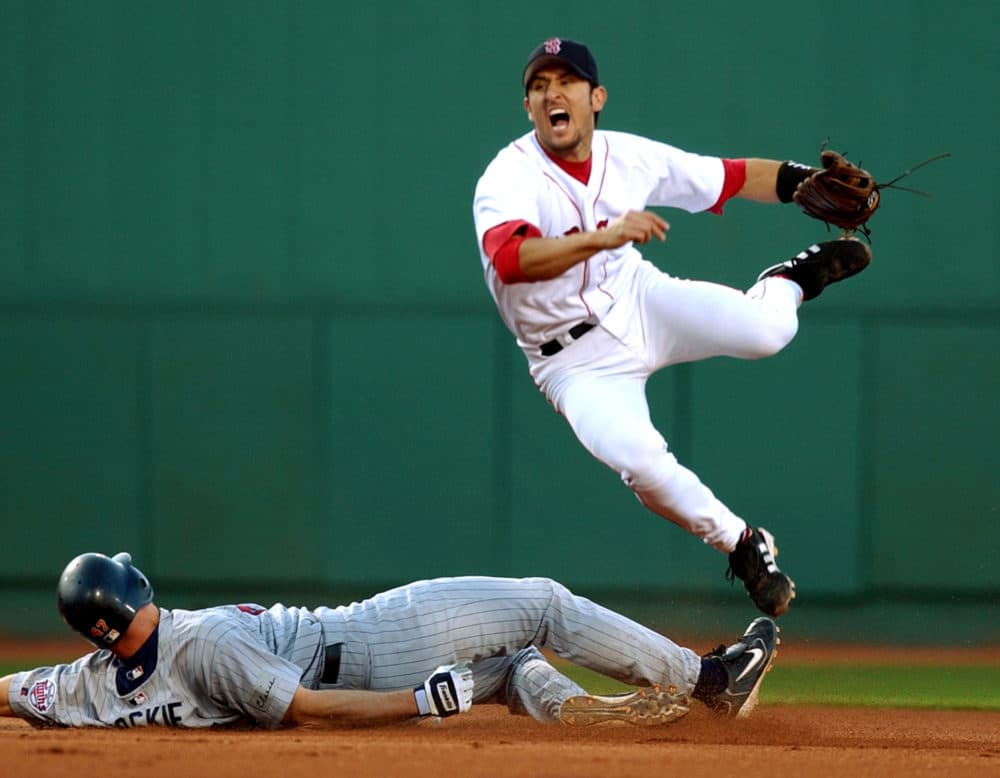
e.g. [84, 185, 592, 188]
[473, 38, 873, 618]
[1, 552, 778, 728]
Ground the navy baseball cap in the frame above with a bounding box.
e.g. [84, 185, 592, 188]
[522, 38, 600, 92]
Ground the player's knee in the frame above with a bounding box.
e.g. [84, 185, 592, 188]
[517, 576, 568, 615]
[532, 576, 569, 606]
[615, 438, 677, 491]
[745, 317, 798, 359]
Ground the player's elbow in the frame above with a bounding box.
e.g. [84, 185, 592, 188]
[0, 675, 15, 718]
[493, 241, 531, 284]
[282, 687, 333, 727]
[281, 688, 307, 726]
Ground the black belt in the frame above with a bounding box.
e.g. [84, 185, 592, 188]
[321, 642, 342, 685]
[540, 322, 595, 357]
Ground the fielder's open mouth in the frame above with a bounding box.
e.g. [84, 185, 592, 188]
[549, 109, 570, 128]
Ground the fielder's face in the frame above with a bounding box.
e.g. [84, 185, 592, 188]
[524, 66, 606, 161]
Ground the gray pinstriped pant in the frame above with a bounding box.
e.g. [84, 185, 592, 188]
[314, 576, 701, 723]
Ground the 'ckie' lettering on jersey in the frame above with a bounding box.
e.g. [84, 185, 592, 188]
[114, 701, 184, 728]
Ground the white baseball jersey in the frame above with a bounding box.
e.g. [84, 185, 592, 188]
[473, 129, 725, 357]
[8, 577, 701, 727]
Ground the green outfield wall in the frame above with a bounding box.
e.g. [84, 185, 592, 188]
[2, 2, 997, 642]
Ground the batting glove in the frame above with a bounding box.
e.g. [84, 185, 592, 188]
[413, 663, 474, 718]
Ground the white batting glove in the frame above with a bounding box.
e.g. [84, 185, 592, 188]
[413, 663, 474, 718]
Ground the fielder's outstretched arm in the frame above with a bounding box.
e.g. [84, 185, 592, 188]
[510, 159, 782, 282]
[737, 158, 783, 203]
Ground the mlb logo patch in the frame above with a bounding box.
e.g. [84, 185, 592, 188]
[28, 680, 56, 713]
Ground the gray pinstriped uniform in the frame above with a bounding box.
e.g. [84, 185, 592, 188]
[8, 576, 701, 728]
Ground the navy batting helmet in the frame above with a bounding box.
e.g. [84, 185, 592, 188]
[56, 552, 154, 648]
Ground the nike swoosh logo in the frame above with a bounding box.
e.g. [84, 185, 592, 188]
[735, 647, 766, 682]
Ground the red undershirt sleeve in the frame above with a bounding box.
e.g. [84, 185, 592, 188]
[482, 220, 542, 284]
[707, 158, 747, 215]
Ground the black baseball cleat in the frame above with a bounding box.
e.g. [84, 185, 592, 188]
[727, 526, 796, 617]
[696, 617, 779, 719]
[757, 238, 872, 300]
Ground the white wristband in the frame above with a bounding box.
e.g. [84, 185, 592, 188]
[414, 687, 432, 716]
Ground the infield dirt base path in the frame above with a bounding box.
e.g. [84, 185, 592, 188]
[2, 640, 998, 778]
[3, 704, 999, 778]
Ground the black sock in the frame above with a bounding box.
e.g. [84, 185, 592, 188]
[691, 657, 728, 702]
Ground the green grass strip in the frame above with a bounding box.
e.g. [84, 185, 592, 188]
[556, 663, 1000, 711]
[761, 664, 1000, 710]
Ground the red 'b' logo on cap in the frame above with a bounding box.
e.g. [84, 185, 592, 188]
[544, 38, 561, 54]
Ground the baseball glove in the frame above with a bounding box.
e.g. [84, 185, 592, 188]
[793, 149, 879, 236]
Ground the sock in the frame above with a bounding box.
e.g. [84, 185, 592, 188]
[691, 656, 728, 702]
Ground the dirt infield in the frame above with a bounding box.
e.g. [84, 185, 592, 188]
[4, 705, 999, 778]
[3, 640, 999, 778]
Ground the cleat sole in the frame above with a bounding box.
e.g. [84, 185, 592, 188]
[560, 685, 690, 727]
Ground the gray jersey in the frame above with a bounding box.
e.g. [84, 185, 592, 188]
[8, 604, 327, 729]
[8, 576, 701, 727]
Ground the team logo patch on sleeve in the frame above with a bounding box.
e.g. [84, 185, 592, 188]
[28, 680, 56, 713]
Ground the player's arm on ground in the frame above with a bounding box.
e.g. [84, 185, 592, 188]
[0, 675, 15, 717]
[283, 687, 421, 726]
[517, 210, 668, 280]
[283, 664, 473, 728]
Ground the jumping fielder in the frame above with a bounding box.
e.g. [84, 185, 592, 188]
[473, 38, 874, 618]
[1, 552, 777, 728]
